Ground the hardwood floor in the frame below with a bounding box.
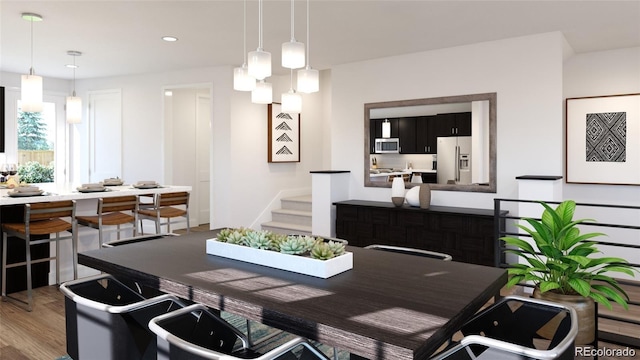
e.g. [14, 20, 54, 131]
[0, 286, 66, 359]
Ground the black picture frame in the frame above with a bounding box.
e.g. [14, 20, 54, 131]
[0, 86, 5, 153]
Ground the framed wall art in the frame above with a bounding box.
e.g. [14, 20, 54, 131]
[566, 93, 640, 185]
[268, 103, 300, 163]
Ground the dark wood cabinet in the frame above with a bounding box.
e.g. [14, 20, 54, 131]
[416, 115, 437, 154]
[370, 118, 399, 154]
[0, 206, 50, 294]
[436, 112, 472, 137]
[335, 200, 505, 266]
[398, 117, 416, 154]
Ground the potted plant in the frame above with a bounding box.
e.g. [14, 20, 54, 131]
[501, 200, 637, 345]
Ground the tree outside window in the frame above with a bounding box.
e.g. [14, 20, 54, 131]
[17, 111, 54, 183]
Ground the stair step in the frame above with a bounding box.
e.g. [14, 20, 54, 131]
[261, 221, 312, 236]
[280, 195, 312, 212]
[271, 209, 312, 227]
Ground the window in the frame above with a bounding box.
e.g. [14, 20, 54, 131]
[16, 101, 56, 183]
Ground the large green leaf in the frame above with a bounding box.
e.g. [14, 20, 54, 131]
[563, 232, 604, 251]
[568, 278, 591, 297]
[555, 200, 576, 226]
[562, 255, 590, 267]
[502, 237, 536, 254]
[589, 292, 613, 310]
[526, 257, 547, 269]
[597, 265, 636, 277]
[539, 281, 561, 293]
[506, 275, 525, 288]
[592, 284, 629, 310]
[588, 256, 630, 267]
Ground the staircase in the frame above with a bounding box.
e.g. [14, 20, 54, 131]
[261, 195, 312, 236]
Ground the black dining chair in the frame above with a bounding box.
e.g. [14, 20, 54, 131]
[365, 244, 452, 261]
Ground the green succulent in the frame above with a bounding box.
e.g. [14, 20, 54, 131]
[326, 240, 346, 257]
[280, 236, 308, 255]
[226, 230, 247, 246]
[245, 230, 272, 249]
[217, 228, 233, 242]
[311, 242, 335, 260]
[267, 232, 288, 252]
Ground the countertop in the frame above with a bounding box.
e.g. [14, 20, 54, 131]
[0, 183, 192, 205]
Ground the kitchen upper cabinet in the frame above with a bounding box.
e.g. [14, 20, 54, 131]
[370, 118, 399, 153]
[436, 112, 472, 137]
[398, 117, 416, 154]
[416, 115, 437, 154]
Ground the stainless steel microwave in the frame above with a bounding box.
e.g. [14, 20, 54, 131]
[374, 138, 400, 153]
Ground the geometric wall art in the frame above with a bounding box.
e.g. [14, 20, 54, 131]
[268, 103, 300, 163]
[566, 93, 640, 185]
[585, 112, 626, 162]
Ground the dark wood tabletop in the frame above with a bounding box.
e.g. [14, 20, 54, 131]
[78, 230, 507, 360]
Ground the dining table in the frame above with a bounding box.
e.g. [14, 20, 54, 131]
[78, 230, 507, 360]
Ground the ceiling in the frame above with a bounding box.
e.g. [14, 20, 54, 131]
[1, 1, 639, 80]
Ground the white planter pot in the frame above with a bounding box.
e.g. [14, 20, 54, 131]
[205, 239, 353, 278]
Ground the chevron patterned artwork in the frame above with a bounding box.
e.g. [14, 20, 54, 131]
[268, 103, 300, 163]
[585, 112, 626, 162]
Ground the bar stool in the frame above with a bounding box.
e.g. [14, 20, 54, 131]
[1, 200, 78, 311]
[138, 192, 190, 235]
[76, 195, 139, 247]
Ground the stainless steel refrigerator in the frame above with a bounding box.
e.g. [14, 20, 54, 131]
[437, 136, 472, 185]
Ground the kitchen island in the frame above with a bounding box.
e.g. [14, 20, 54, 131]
[0, 182, 191, 293]
[78, 230, 507, 360]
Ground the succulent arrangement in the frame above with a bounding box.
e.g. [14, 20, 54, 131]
[216, 228, 346, 260]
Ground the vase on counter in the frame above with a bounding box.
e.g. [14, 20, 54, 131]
[419, 184, 431, 209]
[391, 176, 405, 206]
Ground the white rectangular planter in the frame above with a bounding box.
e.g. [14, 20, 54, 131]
[205, 239, 353, 278]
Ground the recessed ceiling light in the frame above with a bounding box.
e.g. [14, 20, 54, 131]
[164, 90, 173, 96]
[66, 64, 79, 69]
[162, 36, 178, 42]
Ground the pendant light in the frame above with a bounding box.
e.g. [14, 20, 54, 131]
[281, 0, 305, 69]
[281, 70, 302, 113]
[66, 51, 82, 124]
[233, 0, 256, 91]
[297, 0, 319, 93]
[20, 13, 44, 113]
[248, 0, 271, 80]
[252, 80, 273, 104]
[382, 119, 391, 138]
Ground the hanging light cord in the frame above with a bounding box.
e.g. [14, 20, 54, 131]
[258, 0, 263, 50]
[72, 56, 77, 96]
[290, 0, 295, 41]
[29, 17, 35, 75]
[306, 0, 310, 65]
[242, 0, 247, 64]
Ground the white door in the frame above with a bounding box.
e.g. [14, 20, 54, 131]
[196, 94, 211, 225]
[87, 89, 122, 182]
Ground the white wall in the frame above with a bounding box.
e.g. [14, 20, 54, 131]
[329, 32, 566, 210]
[563, 46, 640, 205]
[68, 66, 327, 229]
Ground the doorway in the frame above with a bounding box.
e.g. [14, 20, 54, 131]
[162, 85, 212, 227]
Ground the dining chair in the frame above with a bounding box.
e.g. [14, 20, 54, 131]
[149, 303, 331, 360]
[365, 244, 452, 261]
[138, 191, 190, 235]
[76, 195, 139, 247]
[1, 200, 78, 311]
[432, 296, 578, 360]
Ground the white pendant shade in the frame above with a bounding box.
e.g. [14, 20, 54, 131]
[281, 90, 302, 114]
[248, 49, 271, 80]
[21, 74, 43, 112]
[297, 66, 319, 93]
[233, 64, 256, 91]
[66, 96, 82, 124]
[382, 120, 391, 138]
[252, 81, 272, 104]
[282, 41, 305, 69]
